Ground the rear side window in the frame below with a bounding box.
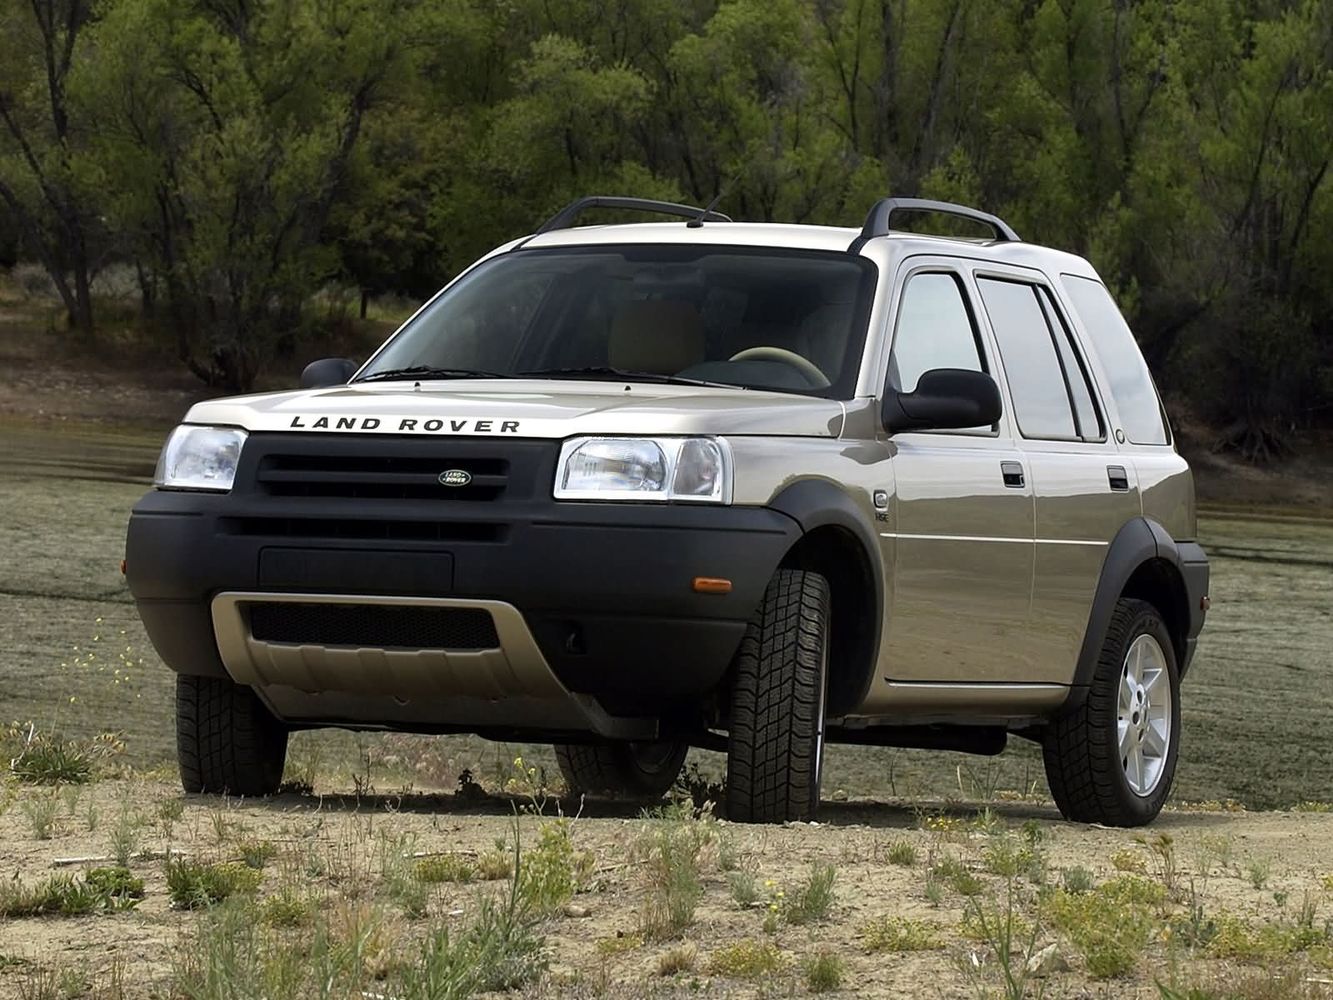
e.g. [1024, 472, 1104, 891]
[978, 277, 1093, 441]
[890, 272, 986, 392]
[1061, 275, 1170, 445]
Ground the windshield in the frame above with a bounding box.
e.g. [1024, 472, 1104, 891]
[358, 245, 877, 398]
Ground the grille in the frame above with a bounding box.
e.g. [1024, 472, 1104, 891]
[256, 453, 508, 501]
[248, 603, 500, 650]
[222, 517, 506, 543]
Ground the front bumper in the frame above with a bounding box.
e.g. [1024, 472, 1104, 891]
[126, 434, 800, 729]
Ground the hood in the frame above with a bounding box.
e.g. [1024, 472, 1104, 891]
[182, 379, 846, 439]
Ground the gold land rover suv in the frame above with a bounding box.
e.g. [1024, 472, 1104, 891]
[126, 196, 1209, 827]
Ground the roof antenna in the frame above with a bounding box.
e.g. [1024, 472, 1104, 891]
[686, 188, 728, 228]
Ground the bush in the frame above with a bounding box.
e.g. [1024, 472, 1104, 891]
[803, 950, 844, 993]
[166, 859, 262, 909]
[860, 916, 944, 952]
[414, 854, 475, 884]
[707, 940, 788, 979]
[781, 863, 837, 925]
[0, 867, 142, 917]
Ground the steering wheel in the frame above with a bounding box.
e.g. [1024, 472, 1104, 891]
[728, 346, 831, 388]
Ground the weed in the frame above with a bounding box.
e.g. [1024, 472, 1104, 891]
[656, 944, 696, 976]
[475, 847, 512, 881]
[983, 835, 1046, 883]
[1246, 857, 1272, 890]
[261, 889, 314, 928]
[166, 858, 262, 909]
[728, 868, 761, 908]
[1062, 867, 1095, 894]
[673, 762, 725, 813]
[958, 877, 1043, 1000]
[636, 810, 707, 939]
[1047, 880, 1155, 979]
[595, 934, 644, 956]
[781, 862, 837, 924]
[717, 831, 742, 872]
[924, 872, 945, 907]
[415, 853, 475, 884]
[1295, 801, 1333, 813]
[4, 724, 96, 785]
[885, 839, 918, 866]
[933, 856, 984, 897]
[519, 818, 589, 917]
[0, 868, 141, 917]
[861, 916, 944, 952]
[237, 839, 277, 870]
[1136, 832, 1179, 898]
[803, 950, 844, 993]
[707, 939, 788, 979]
[107, 800, 145, 867]
[20, 789, 60, 839]
[1111, 847, 1147, 874]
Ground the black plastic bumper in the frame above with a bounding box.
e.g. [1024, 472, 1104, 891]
[126, 482, 801, 717]
[1177, 540, 1209, 675]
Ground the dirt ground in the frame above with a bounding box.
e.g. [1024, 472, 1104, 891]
[2, 778, 1333, 999]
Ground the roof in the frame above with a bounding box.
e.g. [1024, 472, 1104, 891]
[517, 220, 1098, 277]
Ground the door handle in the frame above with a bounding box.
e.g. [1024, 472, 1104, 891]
[1108, 465, 1130, 492]
[1001, 461, 1025, 488]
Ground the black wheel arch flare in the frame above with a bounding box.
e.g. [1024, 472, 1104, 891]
[1064, 516, 1209, 713]
[766, 479, 884, 718]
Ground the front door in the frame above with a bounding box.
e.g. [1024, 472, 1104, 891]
[879, 266, 1036, 683]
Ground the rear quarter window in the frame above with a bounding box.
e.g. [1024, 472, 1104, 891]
[1060, 275, 1170, 445]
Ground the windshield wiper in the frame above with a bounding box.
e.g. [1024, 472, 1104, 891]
[355, 366, 510, 383]
[516, 366, 738, 389]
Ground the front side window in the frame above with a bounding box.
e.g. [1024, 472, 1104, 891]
[889, 272, 986, 392]
[358, 246, 877, 399]
[1060, 275, 1170, 445]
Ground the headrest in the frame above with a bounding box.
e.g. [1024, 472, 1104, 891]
[609, 299, 705, 374]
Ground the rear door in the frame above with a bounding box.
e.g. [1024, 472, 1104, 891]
[879, 263, 1036, 683]
[972, 269, 1139, 684]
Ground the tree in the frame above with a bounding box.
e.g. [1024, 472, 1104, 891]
[0, 0, 100, 333]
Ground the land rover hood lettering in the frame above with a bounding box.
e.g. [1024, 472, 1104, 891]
[288, 416, 521, 433]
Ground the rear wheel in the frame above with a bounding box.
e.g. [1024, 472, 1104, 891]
[1043, 598, 1180, 826]
[176, 675, 288, 796]
[725, 568, 829, 823]
[554, 741, 688, 801]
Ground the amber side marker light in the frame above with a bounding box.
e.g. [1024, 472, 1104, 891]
[1201, 595, 1211, 611]
[120, 559, 127, 576]
[692, 577, 733, 595]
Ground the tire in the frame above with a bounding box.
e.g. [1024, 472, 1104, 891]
[176, 674, 288, 796]
[1043, 598, 1181, 827]
[725, 568, 830, 824]
[553, 741, 688, 801]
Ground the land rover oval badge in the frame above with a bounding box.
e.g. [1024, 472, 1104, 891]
[438, 469, 472, 487]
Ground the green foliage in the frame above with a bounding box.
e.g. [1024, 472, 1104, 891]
[166, 858, 262, 909]
[1046, 878, 1160, 979]
[780, 863, 837, 925]
[803, 950, 844, 993]
[886, 840, 918, 866]
[706, 939, 788, 979]
[517, 818, 588, 917]
[0, 0, 1327, 435]
[860, 916, 944, 953]
[1, 867, 142, 917]
[414, 853, 474, 884]
[636, 809, 709, 939]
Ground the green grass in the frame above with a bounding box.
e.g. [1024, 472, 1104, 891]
[1, 430, 1332, 808]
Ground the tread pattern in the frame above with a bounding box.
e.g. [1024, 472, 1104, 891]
[1043, 598, 1179, 827]
[553, 742, 687, 801]
[726, 568, 829, 824]
[177, 675, 288, 797]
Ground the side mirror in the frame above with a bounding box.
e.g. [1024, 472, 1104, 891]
[300, 357, 357, 389]
[882, 368, 1002, 434]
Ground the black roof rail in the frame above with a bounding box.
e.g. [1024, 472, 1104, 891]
[533, 196, 732, 235]
[849, 197, 1020, 252]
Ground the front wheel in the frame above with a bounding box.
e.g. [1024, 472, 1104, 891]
[554, 741, 688, 801]
[1043, 598, 1181, 826]
[725, 568, 830, 823]
[176, 675, 288, 797]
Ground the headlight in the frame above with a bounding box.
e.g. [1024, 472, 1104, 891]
[555, 436, 731, 503]
[154, 425, 247, 492]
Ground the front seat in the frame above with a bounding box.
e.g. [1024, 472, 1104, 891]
[608, 299, 706, 375]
